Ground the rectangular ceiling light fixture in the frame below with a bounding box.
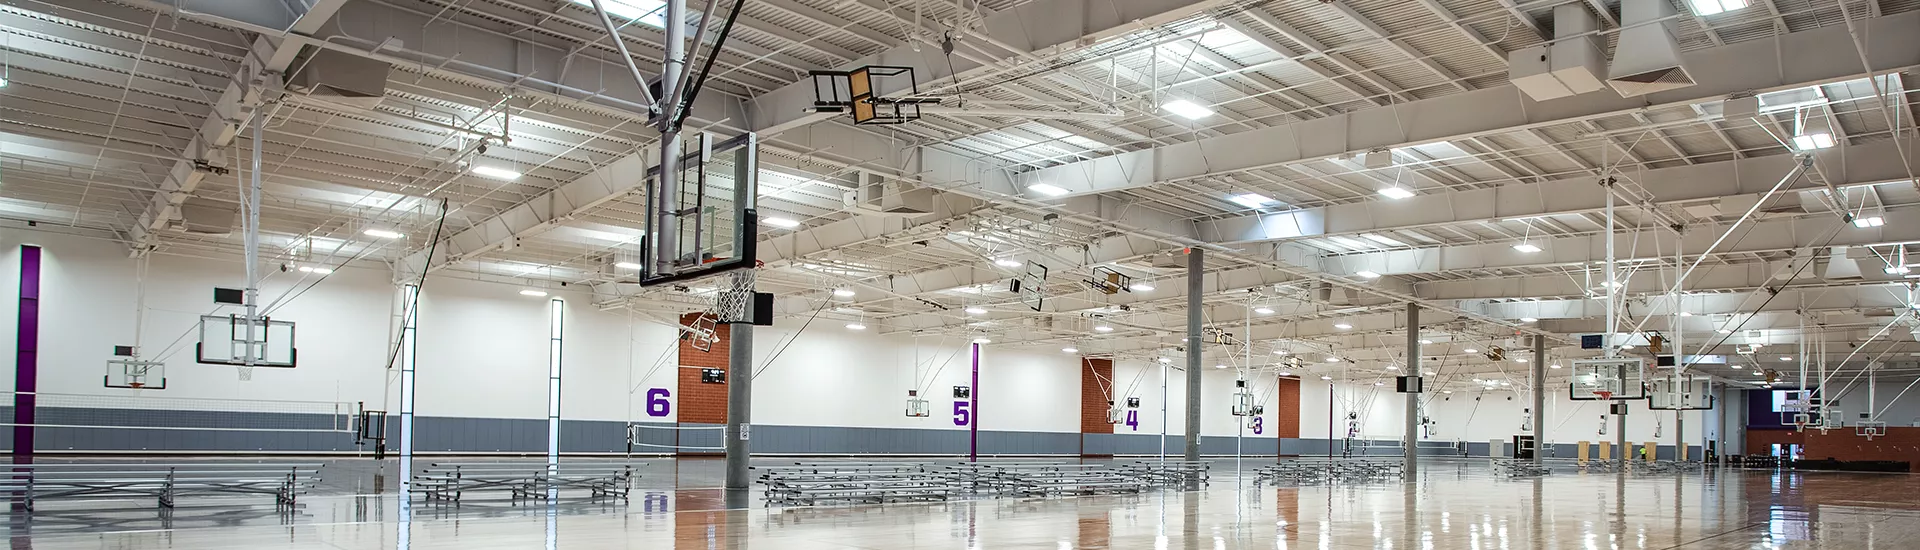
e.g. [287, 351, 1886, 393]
[1378, 186, 1416, 200]
[1688, 0, 1749, 16]
[1161, 99, 1215, 120]
[1791, 133, 1835, 150]
[1853, 215, 1885, 228]
[1513, 243, 1543, 253]
[762, 216, 801, 228]
[570, 0, 666, 27]
[471, 166, 522, 180]
[1028, 183, 1070, 196]
[1228, 193, 1275, 209]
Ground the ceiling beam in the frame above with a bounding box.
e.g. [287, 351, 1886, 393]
[126, 0, 355, 252]
[1014, 11, 1920, 200]
[1198, 139, 1918, 244]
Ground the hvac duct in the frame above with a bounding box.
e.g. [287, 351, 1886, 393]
[1823, 246, 1863, 280]
[1508, 4, 1607, 101]
[287, 49, 392, 109]
[1608, 0, 1697, 97]
[844, 173, 934, 215]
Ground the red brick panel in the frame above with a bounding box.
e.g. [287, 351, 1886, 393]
[677, 313, 731, 425]
[1275, 376, 1301, 439]
[1080, 358, 1115, 435]
[1746, 427, 1920, 471]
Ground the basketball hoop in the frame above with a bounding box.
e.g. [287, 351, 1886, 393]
[1593, 390, 1613, 400]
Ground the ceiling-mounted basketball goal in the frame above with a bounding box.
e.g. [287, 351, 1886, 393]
[1568, 358, 1646, 401]
[810, 66, 939, 125]
[637, 132, 761, 287]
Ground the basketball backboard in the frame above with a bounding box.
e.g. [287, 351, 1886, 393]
[1569, 357, 1646, 400]
[1648, 374, 1712, 410]
[105, 359, 166, 389]
[196, 314, 297, 367]
[639, 132, 759, 287]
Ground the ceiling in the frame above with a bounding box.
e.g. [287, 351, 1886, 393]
[3, 0, 1918, 396]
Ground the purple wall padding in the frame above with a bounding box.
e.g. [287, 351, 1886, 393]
[13, 245, 40, 464]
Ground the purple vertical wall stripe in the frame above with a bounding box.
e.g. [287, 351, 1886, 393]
[14, 245, 41, 464]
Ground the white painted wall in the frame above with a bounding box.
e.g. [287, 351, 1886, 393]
[0, 228, 1729, 454]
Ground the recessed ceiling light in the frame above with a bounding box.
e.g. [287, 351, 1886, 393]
[1621, 344, 1635, 350]
[1129, 283, 1155, 292]
[1791, 132, 1835, 150]
[1062, 347, 1078, 353]
[994, 259, 1023, 268]
[1515, 358, 1528, 363]
[965, 306, 988, 315]
[1386, 366, 1399, 370]
[1320, 375, 1333, 380]
[1228, 193, 1276, 209]
[615, 262, 643, 270]
[1094, 325, 1114, 333]
[1512, 243, 1542, 253]
[833, 288, 856, 297]
[311, 267, 333, 275]
[470, 166, 522, 180]
[1355, 270, 1382, 279]
[972, 338, 992, 344]
[1419, 339, 1433, 345]
[1159, 357, 1173, 364]
[1886, 265, 1911, 274]
[1374, 382, 1385, 386]
[1731, 365, 1743, 369]
[1463, 348, 1478, 353]
[1521, 317, 1538, 323]
[1272, 349, 1290, 355]
[1717, 328, 1733, 334]
[1550, 364, 1562, 369]
[1780, 356, 1793, 361]
[1254, 306, 1276, 315]
[1423, 371, 1436, 376]
[763, 217, 801, 228]
[1334, 322, 1353, 330]
[1214, 364, 1228, 369]
[1378, 186, 1415, 200]
[1028, 183, 1070, 196]
[1688, 0, 1750, 16]
[1325, 356, 1341, 363]
[1852, 215, 1886, 228]
[1278, 371, 1292, 376]
[297, 266, 315, 273]
[1678, 311, 1693, 317]
[845, 323, 867, 330]
[520, 289, 548, 297]
[1161, 99, 1214, 120]
[363, 228, 404, 239]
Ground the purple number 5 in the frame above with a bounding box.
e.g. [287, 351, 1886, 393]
[952, 401, 971, 426]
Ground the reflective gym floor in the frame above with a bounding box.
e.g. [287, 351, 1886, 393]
[3, 457, 1917, 549]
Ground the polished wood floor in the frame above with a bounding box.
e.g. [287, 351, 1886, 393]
[6, 458, 1920, 548]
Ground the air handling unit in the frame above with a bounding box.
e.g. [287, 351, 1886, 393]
[1508, 4, 1607, 101]
[1607, 0, 1697, 97]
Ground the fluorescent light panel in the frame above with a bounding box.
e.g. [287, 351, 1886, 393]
[763, 217, 801, 228]
[1355, 270, 1381, 279]
[1228, 193, 1276, 209]
[1853, 215, 1885, 228]
[1513, 243, 1542, 253]
[1688, 0, 1749, 16]
[1161, 99, 1214, 120]
[1028, 183, 1070, 196]
[470, 166, 522, 180]
[1378, 186, 1415, 200]
[569, 0, 665, 26]
[1792, 133, 1835, 150]
[363, 228, 404, 239]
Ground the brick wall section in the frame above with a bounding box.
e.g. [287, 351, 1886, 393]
[1080, 358, 1114, 435]
[1747, 427, 1920, 470]
[1275, 376, 1301, 439]
[677, 313, 731, 425]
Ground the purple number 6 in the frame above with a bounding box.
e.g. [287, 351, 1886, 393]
[646, 388, 672, 417]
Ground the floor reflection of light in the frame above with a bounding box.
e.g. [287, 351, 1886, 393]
[1155, 535, 1168, 550]
[1057, 540, 1071, 550]
[1214, 536, 1227, 550]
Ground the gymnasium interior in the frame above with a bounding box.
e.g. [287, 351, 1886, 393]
[1, 0, 1919, 547]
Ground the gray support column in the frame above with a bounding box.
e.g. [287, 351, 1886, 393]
[725, 322, 753, 489]
[1184, 248, 1203, 462]
[1675, 411, 1684, 461]
[725, 274, 754, 490]
[1532, 335, 1546, 463]
[1403, 302, 1419, 479]
[1616, 364, 1628, 470]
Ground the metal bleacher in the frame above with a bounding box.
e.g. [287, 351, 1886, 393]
[410, 462, 640, 504]
[1255, 458, 1401, 484]
[757, 460, 1211, 506]
[0, 462, 321, 511]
